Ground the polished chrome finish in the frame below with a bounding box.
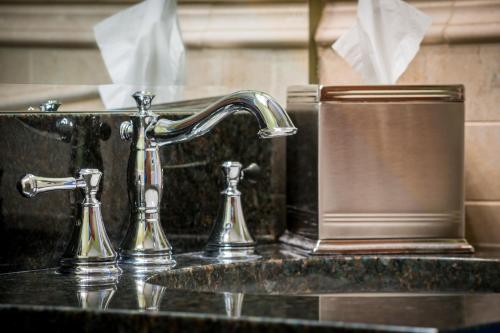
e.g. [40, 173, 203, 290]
[280, 230, 474, 255]
[18, 174, 77, 198]
[71, 272, 121, 288]
[283, 84, 473, 254]
[204, 161, 259, 260]
[119, 91, 296, 265]
[135, 278, 166, 311]
[39, 99, 61, 112]
[120, 120, 133, 140]
[223, 292, 244, 317]
[118, 91, 175, 267]
[55, 117, 75, 142]
[150, 90, 297, 146]
[320, 85, 465, 102]
[18, 169, 121, 275]
[77, 284, 117, 310]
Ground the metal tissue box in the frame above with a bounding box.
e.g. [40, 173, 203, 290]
[282, 85, 474, 254]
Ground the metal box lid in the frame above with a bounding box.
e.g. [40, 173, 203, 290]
[288, 85, 464, 104]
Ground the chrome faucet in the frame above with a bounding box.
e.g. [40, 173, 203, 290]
[119, 91, 297, 266]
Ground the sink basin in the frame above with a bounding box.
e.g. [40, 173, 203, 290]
[148, 256, 500, 295]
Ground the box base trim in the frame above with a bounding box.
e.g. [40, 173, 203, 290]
[279, 231, 474, 255]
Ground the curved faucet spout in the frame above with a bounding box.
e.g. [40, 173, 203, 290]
[150, 91, 297, 146]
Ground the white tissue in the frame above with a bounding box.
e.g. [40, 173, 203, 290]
[94, 0, 185, 109]
[332, 0, 432, 84]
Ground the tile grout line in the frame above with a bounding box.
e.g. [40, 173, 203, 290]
[466, 200, 500, 206]
[465, 122, 500, 126]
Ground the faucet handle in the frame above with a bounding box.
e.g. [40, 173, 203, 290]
[17, 169, 120, 278]
[220, 162, 260, 187]
[18, 174, 80, 198]
[132, 91, 155, 113]
[204, 161, 260, 260]
[241, 163, 260, 183]
[18, 169, 101, 198]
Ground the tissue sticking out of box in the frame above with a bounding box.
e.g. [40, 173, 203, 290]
[94, 0, 185, 109]
[332, 0, 432, 84]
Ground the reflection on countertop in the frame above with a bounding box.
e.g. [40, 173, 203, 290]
[1, 244, 500, 332]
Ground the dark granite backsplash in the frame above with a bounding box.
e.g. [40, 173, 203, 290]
[0, 112, 286, 272]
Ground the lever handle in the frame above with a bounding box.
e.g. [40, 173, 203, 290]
[18, 175, 79, 198]
[18, 169, 101, 199]
[241, 163, 260, 183]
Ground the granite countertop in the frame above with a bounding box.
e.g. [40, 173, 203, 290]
[1, 244, 500, 333]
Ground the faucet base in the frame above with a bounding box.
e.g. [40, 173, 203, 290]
[118, 213, 175, 268]
[118, 250, 176, 267]
[203, 244, 260, 261]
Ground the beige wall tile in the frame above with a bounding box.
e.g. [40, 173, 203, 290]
[465, 124, 500, 200]
[0, 47, 111, 84]
[273, 49, 309, 101]
[0, 47, 32, 83]
[318, 43, 500, 121]
[1, 47, 307, 106]
[187, 48, 307, 104]
[186, 49, 226, 87]
[466, 204, 500, 249]
[30, 48, 111, 84]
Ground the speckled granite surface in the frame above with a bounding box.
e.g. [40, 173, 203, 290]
[1, 244, 500, 333]
[0, 112, 285, 272]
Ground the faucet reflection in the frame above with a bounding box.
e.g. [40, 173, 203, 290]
[134, 278, 166, 311]
[223, 292, 244, 318]
[77, 285, 117, 310]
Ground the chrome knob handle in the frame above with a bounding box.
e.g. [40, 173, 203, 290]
[120, 91, 156, 140]
[204, 161, 259, 260]
[132, 91, 155, 113]
[120, 120, 133, 140]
